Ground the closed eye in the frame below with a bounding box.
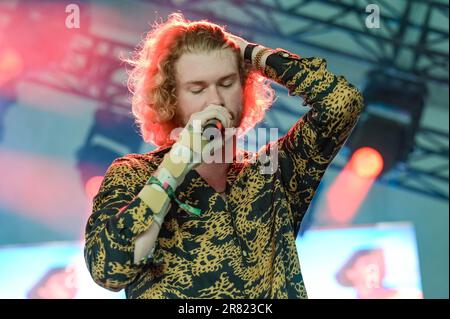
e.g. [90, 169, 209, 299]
[190, 88, 205, 94]
[220, 81, 234, 88]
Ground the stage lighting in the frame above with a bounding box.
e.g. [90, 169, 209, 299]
[0, 48, 24, 86]
[2, 1, 90, 72]
[347, 70, 427, 176]
[350, 147, 384, 178]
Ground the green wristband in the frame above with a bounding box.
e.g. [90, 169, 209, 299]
[147, 176, 202, 217]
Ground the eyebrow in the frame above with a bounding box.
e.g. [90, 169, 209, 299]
[182, 72, 238, 86]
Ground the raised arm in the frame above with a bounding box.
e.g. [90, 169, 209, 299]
[257, 45, 364, 234]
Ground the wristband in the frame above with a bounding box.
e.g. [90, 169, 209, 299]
[147, 176, 202, 216]
[244, 43, 258, 62]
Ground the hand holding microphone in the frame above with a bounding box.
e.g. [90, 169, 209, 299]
[137, 104, 232, 228]
[194, 104, 232, 132]
[176, 103, 232, 161]
[155, 105, 232, 188]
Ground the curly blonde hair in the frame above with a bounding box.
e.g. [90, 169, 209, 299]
[125, 13, 275, 147]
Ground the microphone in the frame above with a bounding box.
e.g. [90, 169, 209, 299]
[203, 119, 224, 141]
[203, 118, 224, 132]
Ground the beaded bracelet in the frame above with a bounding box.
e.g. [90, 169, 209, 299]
[253, 48, 272, 71]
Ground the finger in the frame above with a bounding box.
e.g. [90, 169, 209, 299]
[191, 107, 232, 128]
[203, 105, 233, 127]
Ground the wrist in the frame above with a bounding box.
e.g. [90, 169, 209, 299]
[252, 46, 273, 71]
[244, 43, 257, 62]
[138, 184, 171, 218]
[145, 165, 202, 217]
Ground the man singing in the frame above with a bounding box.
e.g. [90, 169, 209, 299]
[84, 13, 364, 299]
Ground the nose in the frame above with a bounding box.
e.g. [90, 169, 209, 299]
[206, 85, 225, 107]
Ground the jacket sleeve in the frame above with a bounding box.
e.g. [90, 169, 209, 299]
[83, 156, 159, 291]
[263, 49, 365, 234]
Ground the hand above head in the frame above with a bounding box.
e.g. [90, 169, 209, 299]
[227, 33, 272, 71]
[227, 33, 250, 60]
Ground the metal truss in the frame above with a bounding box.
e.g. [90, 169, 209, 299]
[26, 33, 133, 117]
[145, 0, 449, 85]
[0, 0, 131, 117]
[392, 126, 449, 201]
[263, 96, 449, 201]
